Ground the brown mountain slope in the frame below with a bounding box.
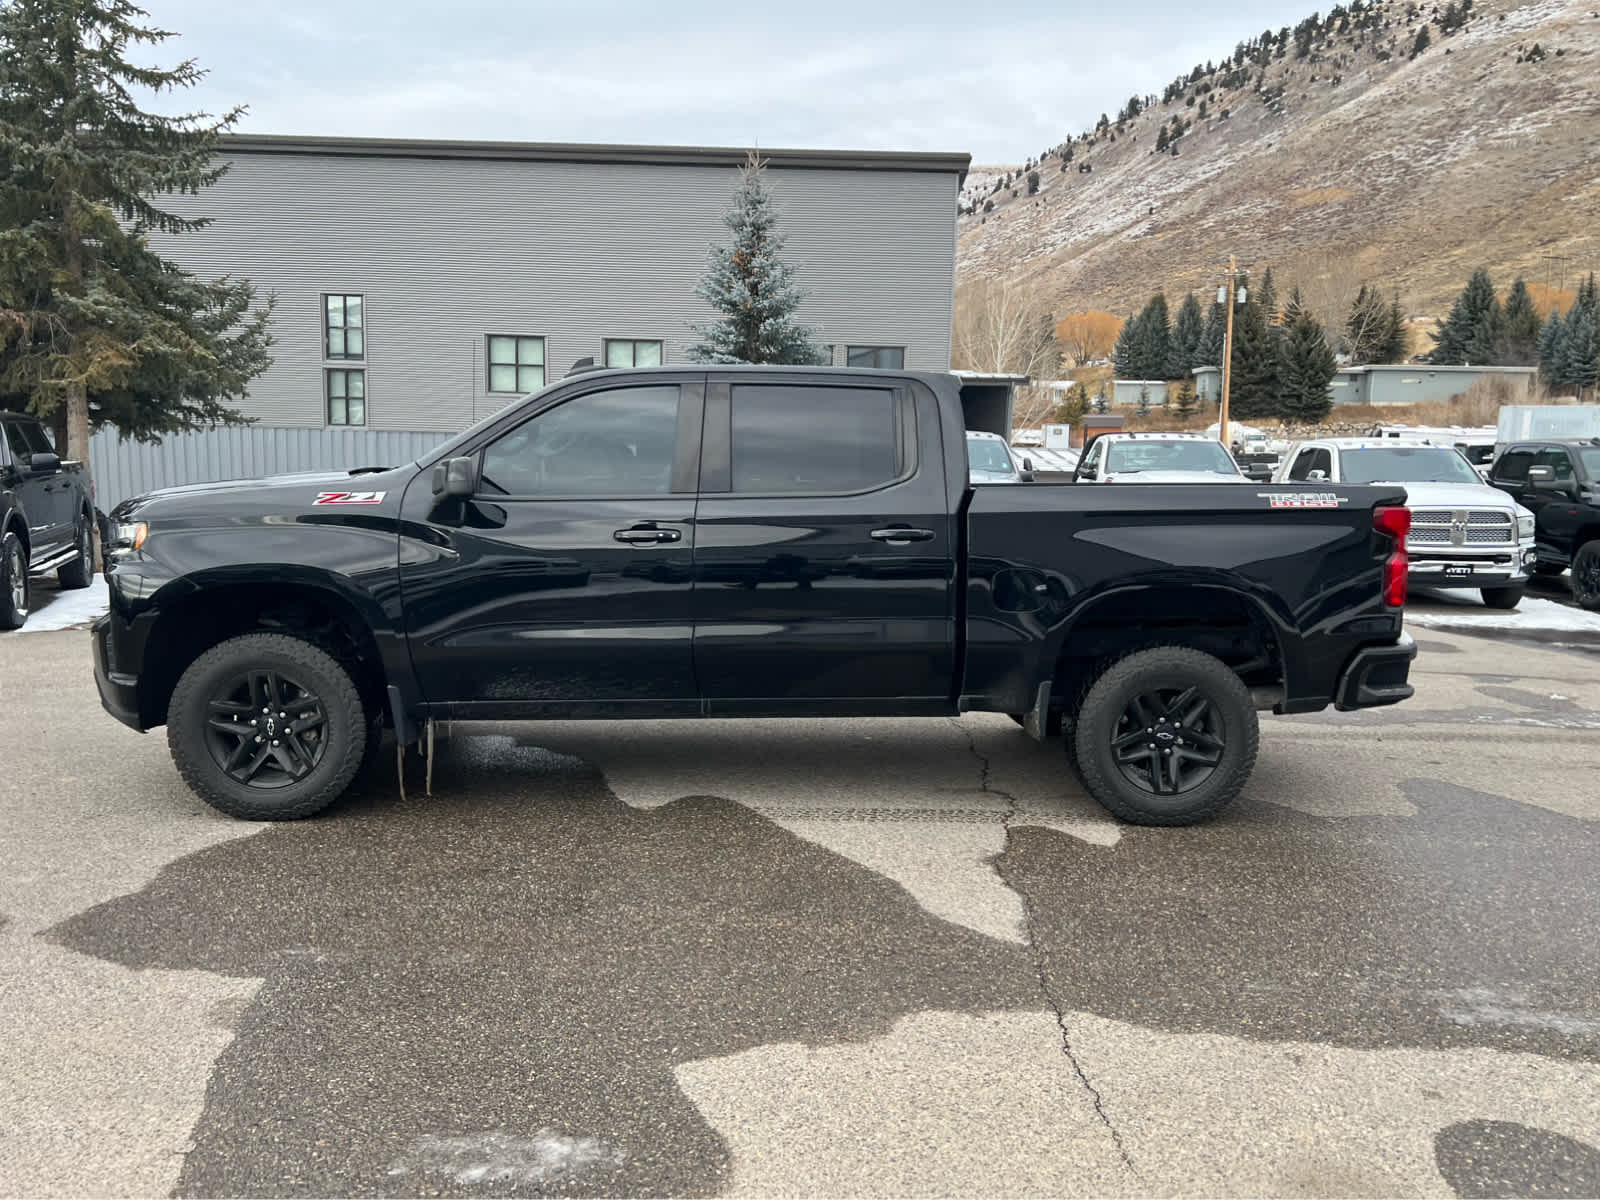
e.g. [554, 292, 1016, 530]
[957, 0, 1600, 331]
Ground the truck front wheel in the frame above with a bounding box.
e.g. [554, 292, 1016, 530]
[167, 633, 369, 820]
[1071, 647, 1258, 826]
[1573, 543, 1600, 612]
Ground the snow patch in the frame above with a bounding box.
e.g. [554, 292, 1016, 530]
[1407, 594, 1600, 635]
[387, 1130, 624, 1187]
[5, 574, 109, 634]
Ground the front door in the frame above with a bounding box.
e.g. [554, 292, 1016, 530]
[690, 376, 954, 711]
[399, 378, 703, 716]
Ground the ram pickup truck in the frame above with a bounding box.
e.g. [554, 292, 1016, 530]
[2, 410, 97, 629]
[93, 366, 1417, 826]
[1487, 439, 1600, 610]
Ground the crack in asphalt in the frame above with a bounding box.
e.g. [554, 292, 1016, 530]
[951, 719, 1137, 1175]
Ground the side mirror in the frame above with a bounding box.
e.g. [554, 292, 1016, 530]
[431, 455, 478, 497]
[1021, 457, 1034, 472]
[1307, 468, 1328, 482]
[28, 452, 61, 473]
[1525, 465, 1555, 484]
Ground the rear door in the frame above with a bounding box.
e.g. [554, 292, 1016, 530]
[691, 375, 954, 710]
[399, 377, 704, 714]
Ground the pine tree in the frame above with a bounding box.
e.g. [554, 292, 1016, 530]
[1430, 268, 1501, 364]
[1132, 293, 1172, 379]
[1379, 293, 1412, 363]
[0, 0, 273, 463]
[1171, 378, 1198, 420]
[1277, 295, 1337, 423]
[1538, 309, 1566, 381]
[1136, 385, 1153, 417]
[687, 152, 826, 365]
[1496, 277, 1542, 366]
[1169, 291, 1205, 376]
[1112, 314, 1139, 377]
[1228, 274, 1283, 420]
[1557, 274, 1599, 397]
[1092, 388, 1109, 414]
[1197, 299, 1226, 367]
[1257, 268, 1280, 329]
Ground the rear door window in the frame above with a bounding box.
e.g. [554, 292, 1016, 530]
[728, 384, 908, 494]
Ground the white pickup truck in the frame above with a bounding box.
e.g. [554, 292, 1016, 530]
[1273, 438, 1537, 608]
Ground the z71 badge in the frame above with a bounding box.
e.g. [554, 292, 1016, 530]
[1258, 491, 1344, 509]
[313, 491, 386, 506]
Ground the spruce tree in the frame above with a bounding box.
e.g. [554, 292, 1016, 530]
[0, 0, 273, 463]
[1171, 378, 1198, 420]
[1557, 274, 1599, 397]
[1112, 314, 1139, 377]
[1430, 268, 1500, 364]
[1132, 293, 1172, 379]
[1496, 277, 1542, 365]
[1197, 299, 1226, 367]
[1228, 274, 1282, 419]
[1257, 268, 1280, 330]
[1538, 309, 1566, 381]
[1345, 283, 1390, 363]
[1379, 293, 1412, 363]
[1170, 292, 1204, 377]
[1277, 294, 1337, 423]
[687, 152, 826, 365]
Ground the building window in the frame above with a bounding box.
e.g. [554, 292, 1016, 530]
[326, 369, 366, 426]
[603, 338, 663, 368]
[846, 345, 905, 369]
[487, 336, 546, 394]
[324, 295, 364, 360]
[820, 344, 835, 365]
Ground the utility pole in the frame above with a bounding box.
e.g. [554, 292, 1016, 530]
[1216, 256, 1247, 448]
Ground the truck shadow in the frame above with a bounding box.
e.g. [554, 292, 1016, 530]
[47, 733, 1042, 1198]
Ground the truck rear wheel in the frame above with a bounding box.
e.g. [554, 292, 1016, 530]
[167, 633, 368, 820]
[1573, 543, 1600, 612]
[1071, 646, 1258, 826]
[0, 532, 28, 630]
[57, 512, 94, 589]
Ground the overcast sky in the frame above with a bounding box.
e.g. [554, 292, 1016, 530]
[138, 0, 1319, 163]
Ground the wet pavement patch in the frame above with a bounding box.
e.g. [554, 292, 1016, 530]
[1434, 1120, 1600, 1198]
[995, 778, 1600, 1059]
[47, 734, 1040, 1198]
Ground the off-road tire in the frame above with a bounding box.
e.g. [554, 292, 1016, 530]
[57, 511, 93, 589]
[1479, 585, 1523, 610]
[1072, 646, 1258, 826]
[0, 532, 27, 630]
[167, 633, 368, 820]
[1572, 542, 1600, 612]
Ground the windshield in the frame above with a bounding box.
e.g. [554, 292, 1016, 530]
[1104, 440, 1239, 475]
[966, 438, 1016, 474]
[1579, 448, 1600, 476]
[1340, 446, 1483, 484]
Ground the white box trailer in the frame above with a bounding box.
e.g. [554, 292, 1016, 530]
[1496, 405, 1600, 451]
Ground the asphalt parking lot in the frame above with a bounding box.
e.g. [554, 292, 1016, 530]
[3, 588, 1599, 1198]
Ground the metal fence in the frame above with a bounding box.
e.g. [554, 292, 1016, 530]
[87, 425, 454, 510]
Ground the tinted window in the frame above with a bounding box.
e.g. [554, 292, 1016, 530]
[4, 421, 33, 460]
[1535, 448, 1576, 481]
[1340, 446, 1480, 484]
[1104, 440, 1238, 475]
[730, 385, 904, 493]
[1493, 450, 1533, 482]
[480, 384, 680, 497]
[966, 438, 1015, 474]
[1578, 448, 1600, 477]
[845, 346, 905, 369]
[1289, 448, 1331, 481]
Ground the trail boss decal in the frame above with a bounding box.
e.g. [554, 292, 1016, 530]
[313, 491, 386, 506]
[1258, 491, 1345, 509]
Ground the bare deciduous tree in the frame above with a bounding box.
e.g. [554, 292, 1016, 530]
[952, 278, 1062, 429]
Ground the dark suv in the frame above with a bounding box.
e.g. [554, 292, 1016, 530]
[1487, 438, 1600, 609]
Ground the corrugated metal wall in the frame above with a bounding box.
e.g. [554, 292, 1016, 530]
[149, 151, 960, 433]
[89, 425, 449, 509]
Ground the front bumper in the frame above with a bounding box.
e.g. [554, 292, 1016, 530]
[92, 614, 143, 731]
[1333, 631, 1417, 712]
[1407, 545, 1536, 587]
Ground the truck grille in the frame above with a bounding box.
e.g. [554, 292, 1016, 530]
[1407, 509, 1514, 549]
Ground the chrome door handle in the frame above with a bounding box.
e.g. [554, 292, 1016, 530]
[870, 527, 935, 543]
[614, 526, 682, 544]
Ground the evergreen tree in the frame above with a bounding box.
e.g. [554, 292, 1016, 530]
[1112, 315, 1138, 378]
[1430, 268, 1501, 364]
[1136, 385, 1153, 417]
[1054, 381, 1090, 425]
[1345, 283, 1390, 363]
[1171, 378, 1198, 420]
[1257, 267, 1280, 330]
[1496, 277, 1542, 366]
[0, 0, 274, 463]
[1092, 388, 1109, 414]
[1169, 291, 1205, 376]
[1132, 293, 1172, 379]
[1197, 299, 1226, 367]
[687, 152, 826, 365]
[1379, 293, 1412, 363]
[1538, 309, 1566, 380]
[1277, 295, 1337, 423]
[1228, 273, 1283, 419]
[1556, 273, 1599, 397]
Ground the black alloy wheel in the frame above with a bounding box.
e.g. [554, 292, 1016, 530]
[1109, 685, 1225, 796]
[203, 668, 329, 788]
[0, 532, 27, 630]
[58, 514, 93, 589]
[1573, 543, 1600, 612]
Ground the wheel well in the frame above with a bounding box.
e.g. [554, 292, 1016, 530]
[1576, 524, 1600, 552]
[1050, 586, 1283, 713]
[2, 516, 28, 558]
[139, 583, 388, 729]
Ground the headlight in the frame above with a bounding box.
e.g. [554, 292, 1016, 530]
[1517, 515, 1535, 540]
[111, 521, 148, 550]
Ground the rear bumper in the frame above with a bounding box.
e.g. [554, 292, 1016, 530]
[92, 614, 143, 731]
[1333, 632, 1417, 712]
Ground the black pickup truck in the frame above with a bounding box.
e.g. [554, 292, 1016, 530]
[2, 410, 97, 629]
[1487, 438, 1600, 609]
[93, 366, 1416, 825]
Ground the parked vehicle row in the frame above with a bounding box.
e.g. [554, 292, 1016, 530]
[1, 411, 97, 630]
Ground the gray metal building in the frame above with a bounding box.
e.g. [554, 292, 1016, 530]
[93, 134, 969, 506]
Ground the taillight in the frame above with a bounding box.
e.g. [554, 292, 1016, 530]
[1374, 506, 1411, 607]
